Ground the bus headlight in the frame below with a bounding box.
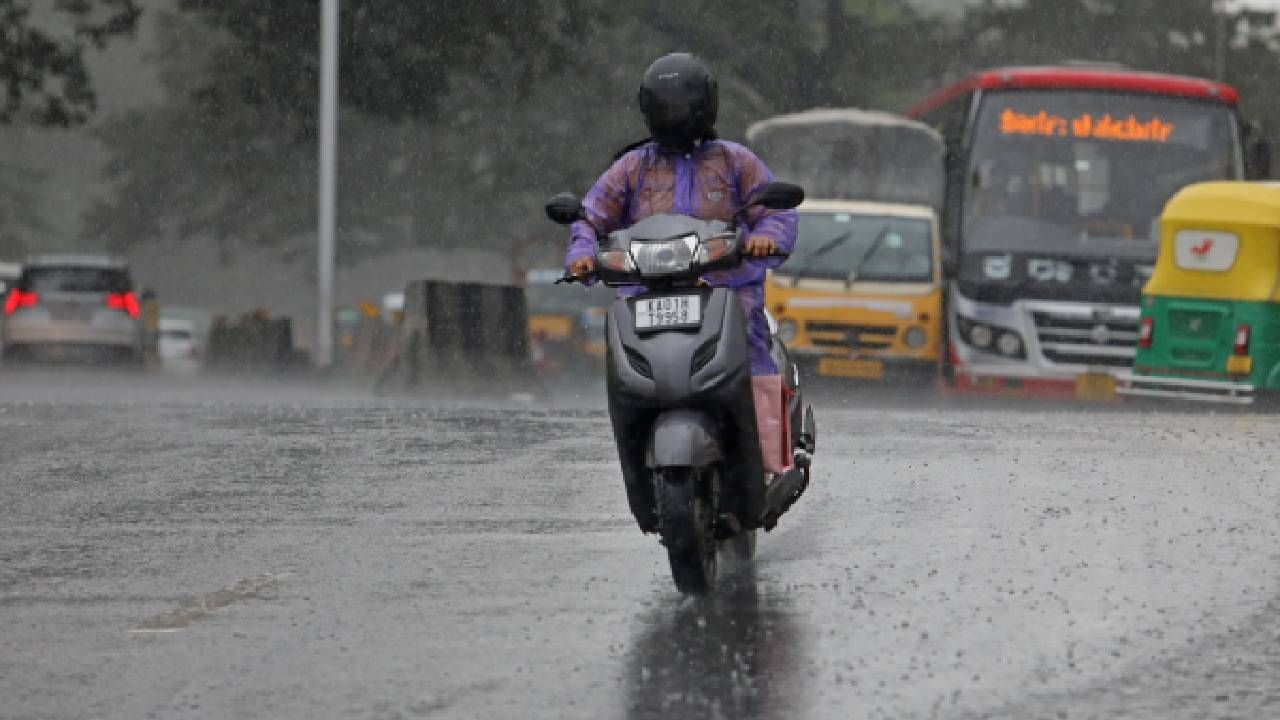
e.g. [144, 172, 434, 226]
[996, 331, 1024, 358]
[777, 319, 798, 343]
[904, 326, 927, 349]
[968, 323, 994, 349]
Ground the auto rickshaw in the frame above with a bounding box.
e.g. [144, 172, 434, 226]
[1120, 181, 1280, 404]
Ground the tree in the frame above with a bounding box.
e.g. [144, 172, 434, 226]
[945, 0, 1280, 167]
[0, 0, 142, 126]
[84, 0, 944, 260]
[0, 160, 43, 256]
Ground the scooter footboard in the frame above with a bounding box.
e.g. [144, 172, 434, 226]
[646, 410, 722, 468]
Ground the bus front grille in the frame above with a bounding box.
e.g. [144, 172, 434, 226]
[1030, 305, 1140, 368]
[806, 322, 897, 350]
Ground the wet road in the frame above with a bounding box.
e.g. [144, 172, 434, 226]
[1, 372, 1279, 719]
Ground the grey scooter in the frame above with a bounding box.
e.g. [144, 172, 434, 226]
[545, 183, 816, 594]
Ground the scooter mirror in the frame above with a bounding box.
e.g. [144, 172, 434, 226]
[750, 182, 805, 211]
[545, 193, 586, 225]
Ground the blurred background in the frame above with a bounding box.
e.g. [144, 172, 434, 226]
[2, 0, 1279, 356]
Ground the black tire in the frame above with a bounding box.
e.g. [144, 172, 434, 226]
[724, 528, 756, 561]
[657, 466, 717, 595]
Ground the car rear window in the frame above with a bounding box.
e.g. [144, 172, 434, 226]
[21, 267, 132, 294]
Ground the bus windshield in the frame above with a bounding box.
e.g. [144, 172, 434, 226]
[776, 211, 933, 283]
[964, 90, 1240, 253]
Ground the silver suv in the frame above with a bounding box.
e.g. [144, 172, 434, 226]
[2, 256, 143, 365]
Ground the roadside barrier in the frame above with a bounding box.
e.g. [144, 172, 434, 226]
[207, 311, 300, 372]
[376, 280, 533, 394]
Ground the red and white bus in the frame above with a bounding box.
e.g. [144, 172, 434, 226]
[908, 66, 1266, 398]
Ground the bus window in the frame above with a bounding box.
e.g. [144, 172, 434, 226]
[777, 212, 933, 284]
[964, 90, 1239, 251]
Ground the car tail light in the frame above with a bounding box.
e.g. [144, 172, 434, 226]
[1233, 323, 1251, 356]
[105, 291, 140, 319]
[4, 289, 37, 316]
[1138, 316, 1154, 349]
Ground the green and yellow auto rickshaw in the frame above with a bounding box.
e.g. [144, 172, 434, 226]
[1121, 181, 1280, 404]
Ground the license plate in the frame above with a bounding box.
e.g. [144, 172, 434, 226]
[1074, 372, 1116, 400]
[818, 356, 884, 380]
[634, 295, 701, 331]
[47, 302, 81, 321]
[1227, 355, 1253, 375]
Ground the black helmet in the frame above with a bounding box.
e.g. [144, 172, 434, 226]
[637, 53, 718, 154]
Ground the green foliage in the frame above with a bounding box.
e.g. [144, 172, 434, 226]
[86, 0, 939, 259]
[956, 0, 1221, 77]
[949, 0, 1280, 171]
[0, 161, 42, 257]
[83, 0, 1280, 263]
[0, 0, 141, 126]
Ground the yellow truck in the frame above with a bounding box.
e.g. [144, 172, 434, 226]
[748, 110, 946, 381]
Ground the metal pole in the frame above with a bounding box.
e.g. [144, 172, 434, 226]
[317, 0, 339, 368]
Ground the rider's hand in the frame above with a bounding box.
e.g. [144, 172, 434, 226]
[569, 256, 596, 280]
[744, 235, 778, 258]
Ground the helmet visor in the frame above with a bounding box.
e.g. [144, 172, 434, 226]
[644, 95, 696, 133]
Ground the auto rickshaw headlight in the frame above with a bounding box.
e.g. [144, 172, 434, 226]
[904, 326, 927, 349]
[777, 319, 798, 343]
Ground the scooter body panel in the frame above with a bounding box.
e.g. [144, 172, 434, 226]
[606, 285, 766, 530]
[646, 409, 722, 469]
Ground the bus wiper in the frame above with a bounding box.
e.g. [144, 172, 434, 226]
[788, 231, 853, 287]
[846, 223, 893, 288]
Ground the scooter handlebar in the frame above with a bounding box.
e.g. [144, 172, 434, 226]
[552, 250, 789, 286]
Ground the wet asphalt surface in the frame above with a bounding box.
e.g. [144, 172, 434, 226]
[1, 370, 1279, 720]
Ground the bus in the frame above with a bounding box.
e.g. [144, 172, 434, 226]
[748, 110, 946, 383]
[907, 66, 1264, 399]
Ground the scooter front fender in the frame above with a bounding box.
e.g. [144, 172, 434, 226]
[646, 409, 722, 469]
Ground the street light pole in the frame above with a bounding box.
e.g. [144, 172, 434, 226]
[317, 0, 339, 368]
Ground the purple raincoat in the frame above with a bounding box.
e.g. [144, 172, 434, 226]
[565, 140, 797, 374]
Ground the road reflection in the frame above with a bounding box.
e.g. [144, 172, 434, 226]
[625, 563, 803, 720]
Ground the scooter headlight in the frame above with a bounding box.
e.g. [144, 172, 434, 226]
[597, 248, 635, 273]
[695, 234, 737, 265]
[630, 235, 698, 276]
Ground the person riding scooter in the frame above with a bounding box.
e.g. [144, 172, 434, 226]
[566, 53, 797, 377]
[565, 53, 798, 474]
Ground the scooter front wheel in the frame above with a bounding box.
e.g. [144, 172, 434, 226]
[656, 466, 717, 595]
[725, 528, 756, 561]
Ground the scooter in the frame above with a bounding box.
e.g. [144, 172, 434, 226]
[545, 182, 816, 594]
